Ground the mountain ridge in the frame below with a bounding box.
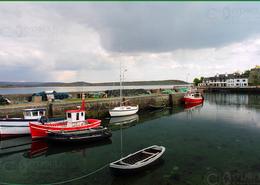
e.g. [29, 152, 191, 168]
[0, 80, 188, 88]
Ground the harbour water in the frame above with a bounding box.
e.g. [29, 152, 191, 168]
[0, 85, 187, 95]
[1, 93, 260, 185]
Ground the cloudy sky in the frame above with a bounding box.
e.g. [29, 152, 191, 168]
[0, 3, 260, 83]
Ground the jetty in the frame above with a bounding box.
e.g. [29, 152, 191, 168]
[0, 90, 185, 118]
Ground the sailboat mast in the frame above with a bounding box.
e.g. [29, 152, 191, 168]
[120, 60, 122, 106]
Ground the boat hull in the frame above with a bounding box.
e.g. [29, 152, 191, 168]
[29, 119, 101, 139]
[109, 106, 139, 117]
[110, 157, 164, 175]
[183, 97, 204, 104]
[47, 127, 112, 143]
[0, 119, 38, 138]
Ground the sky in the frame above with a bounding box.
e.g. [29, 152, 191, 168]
[0, 3, 260, 83]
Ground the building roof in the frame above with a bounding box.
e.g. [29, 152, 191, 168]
[203, 73, 248, 81]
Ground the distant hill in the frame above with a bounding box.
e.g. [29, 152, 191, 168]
[91, 80, 188, 86]
[0, 80, 188, 88]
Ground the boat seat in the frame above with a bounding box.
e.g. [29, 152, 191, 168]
[141, 151, 155, 155]
[119, 161, 131, 166]
[136, 152, 159, 164]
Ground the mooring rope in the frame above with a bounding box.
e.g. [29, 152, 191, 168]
[0, 164, 109, 185]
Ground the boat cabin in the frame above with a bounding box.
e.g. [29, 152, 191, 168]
[66, 109, 85, 123]
[23, 108, 46, 120]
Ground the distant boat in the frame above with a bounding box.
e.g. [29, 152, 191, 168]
[109, 61, 139, 117]
[109, 145, 165, 173]
[46, 126, 112, 143]
[29, 96, 101, 139]
[0, 108, 46, 138]
[183, 92, 204, 104]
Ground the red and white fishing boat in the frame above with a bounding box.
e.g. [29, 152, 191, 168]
[183, 92, 204, 105]
[29, 98, 101, 139]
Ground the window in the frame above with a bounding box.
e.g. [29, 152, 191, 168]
[236, 79, 239, 82]
[67, 113, 71, 118]
[81, 112, 84, 116]
[32, 111, 38, 116]
[76, 113, 79, 120]
[24, 111, 31, 117]
[236, 83, 239, 86]
[244, 83, 247, 86]
[243, 79, 246, 82]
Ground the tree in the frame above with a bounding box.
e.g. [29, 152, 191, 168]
[249, 69, 260, 86]
[243, 70, 250, 78]
[193, 78, 201, 86]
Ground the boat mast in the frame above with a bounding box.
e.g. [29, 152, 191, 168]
[120, 60, 122, 106]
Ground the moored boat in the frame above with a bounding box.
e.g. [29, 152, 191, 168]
[0, 108, 46, 138]
[109, 60, 139, 117]
[183, 92, 204, 104]
[109, 105, 139, 117]
[29, 98, 101, 139]
[109, 145, 165, 173]
[46, 126, 112, 143]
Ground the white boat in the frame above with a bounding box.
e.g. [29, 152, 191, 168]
[109, 61, 139, 117]
[109, 145, 165, 173]
[109, 105, 139, 117]
[0, 108, 46, 138]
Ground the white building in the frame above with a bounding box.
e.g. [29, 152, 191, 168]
[202, 73, 248, 87]
[226, 78, 248, 87]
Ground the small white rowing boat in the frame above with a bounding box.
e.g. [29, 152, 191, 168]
[109, 145, 165, 173]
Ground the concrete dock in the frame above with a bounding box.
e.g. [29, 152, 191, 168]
[0, 93, 185, 118]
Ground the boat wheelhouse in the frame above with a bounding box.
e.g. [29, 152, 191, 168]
[0, 108, 46, 139]
[29, 98, 101, 139]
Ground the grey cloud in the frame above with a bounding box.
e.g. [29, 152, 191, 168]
[51, 3, 260, 53]
[0, 3, 259, 82]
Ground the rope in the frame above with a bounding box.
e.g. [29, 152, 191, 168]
[0, 164, 109, 185]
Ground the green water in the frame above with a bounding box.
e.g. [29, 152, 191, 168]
[1, 93, 260, 185]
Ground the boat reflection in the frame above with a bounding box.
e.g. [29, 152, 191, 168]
[23, 139, 112, 159]
[109, 114, 139, 125]
[184, 102, 203, 111]
[184, 102, 203, 120]
[109, 114, 139, 130]
[0, 136, 32, 157]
